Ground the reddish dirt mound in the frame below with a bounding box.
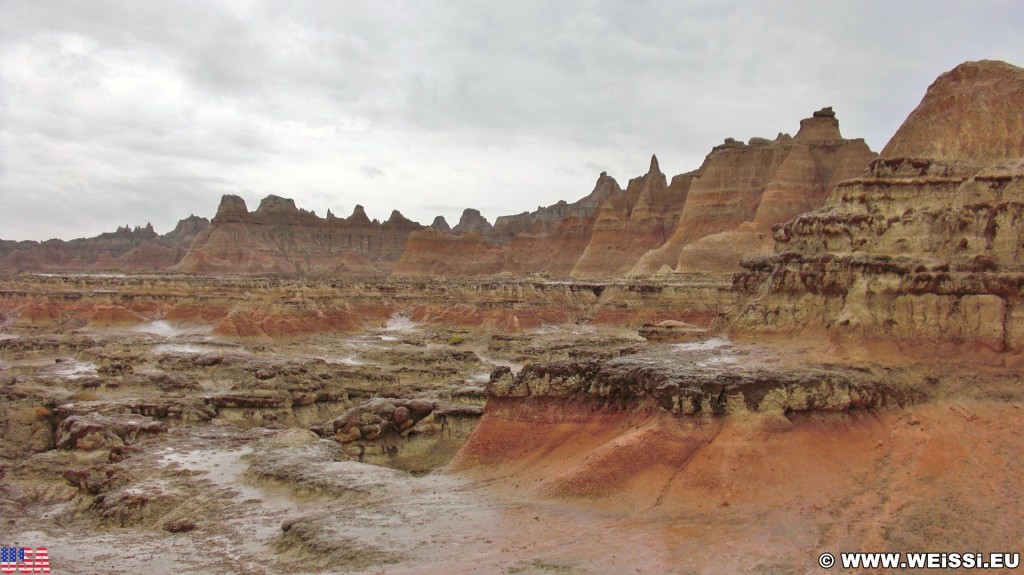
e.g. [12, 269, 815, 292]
[453, 397, 1024, 570]
[87, 305, 148, 325]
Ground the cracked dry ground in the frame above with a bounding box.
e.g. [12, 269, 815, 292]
[1, 286, 1023, 574]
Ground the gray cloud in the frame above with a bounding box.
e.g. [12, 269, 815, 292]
[2, 1, 1023, 240]
[361, 165, 386, 179]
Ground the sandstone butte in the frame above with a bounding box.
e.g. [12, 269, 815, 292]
[731, 59, 1024, 350]
[627, 108, 877, 277]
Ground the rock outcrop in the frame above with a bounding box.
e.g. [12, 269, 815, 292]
[429, 216, 452, 232]
[451, 209, 493, 235]
[881, 60, 1024, 163]
[174, 195, 423, 275]
[0, 217, 210, 273]
[731, 60, 1024, 350]
[398, 112, 874, 281]
[627, 108, 876, 277]
[394, 172, 619, 276]
[571, 158, 692, 278]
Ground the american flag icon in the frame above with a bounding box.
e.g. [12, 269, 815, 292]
[0, 547, 50, 573]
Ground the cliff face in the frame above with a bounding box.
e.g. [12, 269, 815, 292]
[731, 60, 1024, 350]
[570, 157, 692, 278]
[174, 195, 422, 275]
[629, 108, 877, 276]
[881, 60, 1024, 163]
[0, 217, 209, 273]
[393, 173, 619, 277]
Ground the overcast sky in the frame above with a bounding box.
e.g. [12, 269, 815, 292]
[1, 1, 1022, 241]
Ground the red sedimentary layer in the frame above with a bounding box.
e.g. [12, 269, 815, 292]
[453, 397, 1023, 566]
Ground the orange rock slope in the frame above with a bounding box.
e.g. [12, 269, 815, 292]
[881, 60, 1024, 162]
[570, 156, 692, 278]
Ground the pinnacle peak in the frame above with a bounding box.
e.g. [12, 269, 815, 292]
[649, 154, 661, 174]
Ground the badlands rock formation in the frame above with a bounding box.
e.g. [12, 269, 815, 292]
[732, 60, 1024, 350]
[451, 208, 493, 235]
[174, 195, 422, 275]
[881, 60, 1024, 162]
[446, 62, 1024, 570]
[399, 109, 875, 280]
[627, 108, 876, 276]
[571, 157, 692, 278]
[429, 216, 452, 232]
[2, 61, 1023, 574]
[0, 216, 209, 274]
[1, 111, 874, 280]
[394, 172, 618, 276]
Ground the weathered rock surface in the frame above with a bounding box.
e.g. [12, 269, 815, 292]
[882, 60, 1024, 163]
[572, 157, 693, 278]
[451, 209, 493, 235]
[731, 60, 1024, 350]
[55, 413, 167, 450]
[0, 274, 732, 342]
[428, 216, 452, 232]
[0, 384, 64, 458]
[0, 216, 209, 273]
[174, 195, 423, 275]
[394, 172, 617, 276]
[486, 344, 920, 416]
[628, 108, 876, 276]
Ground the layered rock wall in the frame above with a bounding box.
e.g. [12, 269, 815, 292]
[630, 109, 876, 276]
[394, 172, 620, 277]
[571, 157, 692, 278]
[0, 273, 731, 338]
[0, 217, 209, 274]
[731, 61, 1024, 351]
[174, 195, 422, 275]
